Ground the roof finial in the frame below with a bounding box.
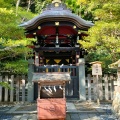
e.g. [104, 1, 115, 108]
[52, 0, 62, 3]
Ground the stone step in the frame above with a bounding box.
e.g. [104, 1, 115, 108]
[66, 102, 77, 112]
[20, 114, 28, 120]
[28, 114, 37, 120]
[11, 115, 21, 120]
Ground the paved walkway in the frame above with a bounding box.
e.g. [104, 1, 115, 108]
[0, 101, 119, 120]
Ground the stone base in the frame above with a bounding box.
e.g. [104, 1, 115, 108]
[112, 87, 120, 119]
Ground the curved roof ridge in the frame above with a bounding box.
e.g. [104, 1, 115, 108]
[19, 2, 94, 30]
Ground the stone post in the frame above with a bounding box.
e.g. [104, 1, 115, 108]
[27, 59, 34, 102]
[78, 58, 86, 100]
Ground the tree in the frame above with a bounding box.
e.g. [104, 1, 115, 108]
[1, 0, 120, 75]
[65, 0, 94, 21]
[0, 1, 35, 75]
[79, 0, 120, 73]
[35, 0, 52, 13]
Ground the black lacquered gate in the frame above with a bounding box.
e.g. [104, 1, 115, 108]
[34, 65, 79, 100]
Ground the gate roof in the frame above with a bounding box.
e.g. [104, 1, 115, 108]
[32, 72, 71, 84]
[19, 0, 94, 31]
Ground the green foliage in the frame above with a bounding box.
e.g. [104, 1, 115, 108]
[0, 81, 11, 89]
[0, 2, 35, 75]
[94, 3, 120, 22]
[0, 38, 33, 74]
[0, 0, 120, 75]
[1, 59, 28, 74]
[65, 0, 93, 21]
[79, 0, 120, 73]
[35, 0, 52, 13]
[0, 0, 12, 8]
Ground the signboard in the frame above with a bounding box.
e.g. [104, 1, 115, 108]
[92, 63, 102, 75]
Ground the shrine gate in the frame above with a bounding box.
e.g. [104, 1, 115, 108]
[19, 0, 94, 101]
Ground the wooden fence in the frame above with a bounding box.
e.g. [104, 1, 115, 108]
[0, 74, 117, 102]
[85, 74, 116, 101]
[0, 75, 27, 102]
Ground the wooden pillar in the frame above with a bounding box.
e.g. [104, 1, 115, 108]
[35, 52, 39, 66]
[78, 58, 86, 101]
[16, 76, 20, 102]
[93, 75, 97, 100]
[72, 55, 75, 64]
[27, 59, 34, 102]
[22, 75, 25, 102]
[99, 76, 103, 100]
[38, 83, 41, 99]
[75, 51, 80, 65]
[35, 51, 44, 67]
[105, 74, 109, 100]
[40, 56, 44, 66]
[4, 76, 8, 102]
[10, 75, 14, 102]
[87, 74, 91, 101]
[63, 82, 65, 98]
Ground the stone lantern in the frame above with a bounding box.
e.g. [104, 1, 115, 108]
[109, 59, 120, 87]
[109, 59, 120, 115]
[117, 63, 120, 86]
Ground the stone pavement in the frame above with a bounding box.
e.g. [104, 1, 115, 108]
[0, 101, 119, 120]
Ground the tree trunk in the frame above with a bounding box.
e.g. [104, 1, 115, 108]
[27, 0, 31, 12]
[16, 0, 21, 16]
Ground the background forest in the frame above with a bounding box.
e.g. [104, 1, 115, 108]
[0, 0, 120, 75]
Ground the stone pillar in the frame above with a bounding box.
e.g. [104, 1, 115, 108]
[78, 58, 86, 101]
[27, 59, 34, 102]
